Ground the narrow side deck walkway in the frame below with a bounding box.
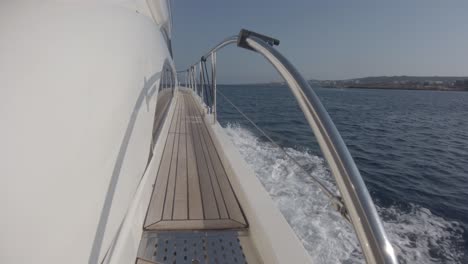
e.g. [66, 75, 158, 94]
[144, 89, 247, 230]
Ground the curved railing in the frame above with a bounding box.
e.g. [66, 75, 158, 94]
[178, 29, 398, 264]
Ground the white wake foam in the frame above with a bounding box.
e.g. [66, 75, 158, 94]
[223, 123, 465, 264]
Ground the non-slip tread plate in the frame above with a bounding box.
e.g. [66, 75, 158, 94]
[139, 231, 247, 264]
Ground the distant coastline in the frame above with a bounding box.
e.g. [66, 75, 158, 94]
[219, 76, 468, 91]
[320, 85, 468, 92]
[315, 76, 468, 92]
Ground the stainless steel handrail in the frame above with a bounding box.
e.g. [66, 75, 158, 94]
[203, 35, 237, 58]
[179, 30, 398, 264]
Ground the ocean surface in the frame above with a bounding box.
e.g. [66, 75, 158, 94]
[216, 85, 468, 263]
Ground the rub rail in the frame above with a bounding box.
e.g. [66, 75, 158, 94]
[179, 29, 398, 264]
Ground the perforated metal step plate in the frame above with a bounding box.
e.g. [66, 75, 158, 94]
[138, 230, 247, 264]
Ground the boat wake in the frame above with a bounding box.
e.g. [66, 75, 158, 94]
[223, 123, 465, 264]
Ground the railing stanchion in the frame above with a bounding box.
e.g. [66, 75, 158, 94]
[192, 66, 196, 92]
[195, 66, 197, 93]
[212, 52, 217, 123]
[190, 67, 193, 90]
[199, 62, 204, 107]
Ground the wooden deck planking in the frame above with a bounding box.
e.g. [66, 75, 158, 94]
[144, 90, 247, 230]
[194, 101, 246, 225]
[144, 95, 180, 227]
[147, 219, 245, 231]
[186, 96, 229, 219]
[185, 100, 204, 220]
[162, 96, 183, 220]
[172, 96, 188, 220]
[186, 98, 220, 219]
[187, 95, 246, 224]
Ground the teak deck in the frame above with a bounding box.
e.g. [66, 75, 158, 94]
[144, 90, 247, 230]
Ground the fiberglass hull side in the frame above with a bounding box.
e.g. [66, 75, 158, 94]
[0, 2, 173, 263]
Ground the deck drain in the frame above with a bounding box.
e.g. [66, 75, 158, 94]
[139, 231, 246, 264]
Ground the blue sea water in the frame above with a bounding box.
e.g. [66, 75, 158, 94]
[216, 85, 468, 263]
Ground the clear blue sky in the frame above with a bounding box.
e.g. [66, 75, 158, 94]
[171, 0, 468, 84]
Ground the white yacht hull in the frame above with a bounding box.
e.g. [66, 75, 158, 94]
[0, 1, 174, 263]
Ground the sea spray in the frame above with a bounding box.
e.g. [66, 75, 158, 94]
[223, 123, 465, 264]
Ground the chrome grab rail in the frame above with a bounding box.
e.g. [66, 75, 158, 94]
[179, 29, 398, 264]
